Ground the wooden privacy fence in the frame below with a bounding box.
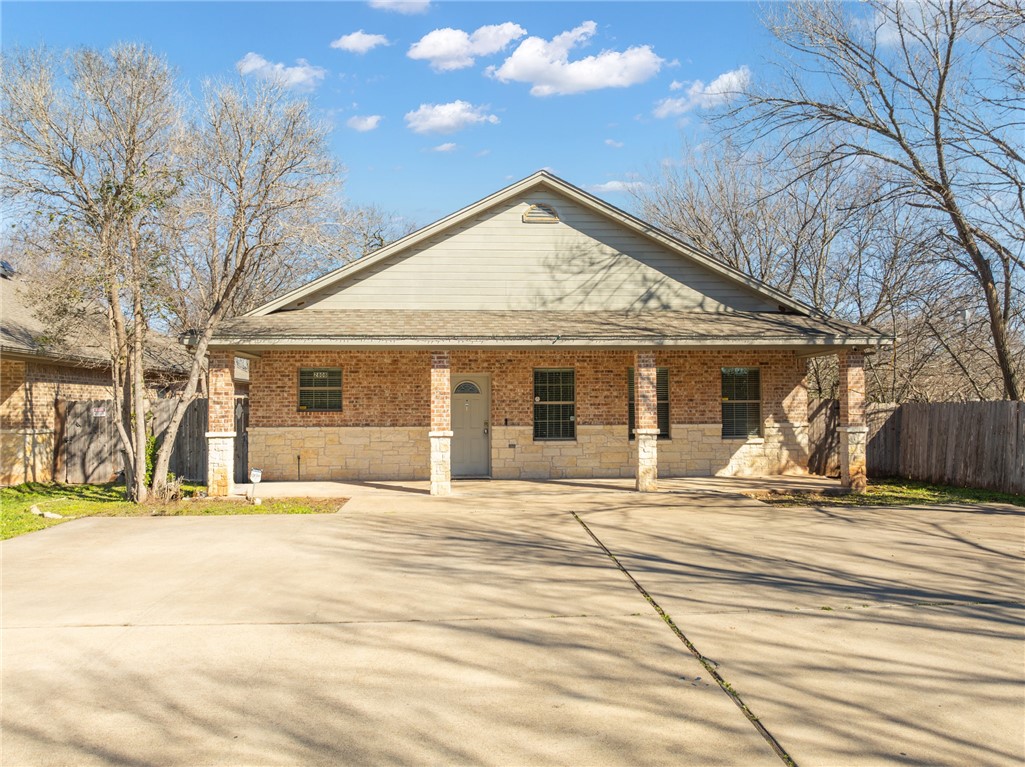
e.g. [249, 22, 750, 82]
[807, 399, 840, 477]
[58, 396, 249, 485]
[151, 398, 208, 482]
[868, 401, 1024, 495]
[809, 399, 1025, 495]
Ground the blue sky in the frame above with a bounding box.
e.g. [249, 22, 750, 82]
[3, 1, 775, 226]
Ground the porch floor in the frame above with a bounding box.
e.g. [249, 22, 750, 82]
[234, 474, 841, 506]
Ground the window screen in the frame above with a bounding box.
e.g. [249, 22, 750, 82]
[298, 368, 342, 412]
[533, 369, 575, 440]
[628, 367, 670, 439]
[721, 367, 760, 438]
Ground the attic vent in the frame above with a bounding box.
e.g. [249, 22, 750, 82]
[522, 203, 559, 224]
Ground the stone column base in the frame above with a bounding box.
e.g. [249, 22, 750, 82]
[429, 430, 453, 496]
[206, 431, 236, 497]
[839, 425, 869, 493]
[634, 428, 659, 492]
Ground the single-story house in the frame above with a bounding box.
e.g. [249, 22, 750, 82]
[0, 268, 188, 485]
[203, 171, 890, 496]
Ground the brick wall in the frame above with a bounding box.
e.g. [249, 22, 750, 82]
[838, 350, 866, 426]
[430, 351, 451, 431]
[251, 350, 431, 428]
[2, 360, 112, 433]
[1, 359, 113, 484]
[248, 347, 810, 480]
[250, 348, 808, 432]
[208, 352, 236, 433]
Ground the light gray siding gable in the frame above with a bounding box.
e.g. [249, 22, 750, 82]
[292, 189, 777, 313]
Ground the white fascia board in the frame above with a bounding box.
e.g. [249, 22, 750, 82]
[208, 335, 891, 350]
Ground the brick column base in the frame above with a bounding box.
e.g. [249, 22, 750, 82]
[206, 431, 236, 497]
[429, 430, 453, 496]
[839, 426, 868, 493]
[635, 428, 659, 492]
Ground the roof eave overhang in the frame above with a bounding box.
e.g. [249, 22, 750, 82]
[207, 335, 892, 353]
[1, 343, 189, 374]
[0, 344, 111, 368]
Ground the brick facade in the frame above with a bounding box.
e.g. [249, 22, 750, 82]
[430, 351, 451, 431]
[206, 352, 236, 496]
[838, 350, 868, 492]
[1, 359, 113, 485]
[838, 350, 866, 426]
[634, 351, 659, 491]
[246, 348, 810, 482]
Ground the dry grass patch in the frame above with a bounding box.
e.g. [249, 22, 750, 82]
[1, 482, 347, 540]
[746, 479, 1024, 508]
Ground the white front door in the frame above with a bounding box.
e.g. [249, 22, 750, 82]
[451, 375, 490, 477]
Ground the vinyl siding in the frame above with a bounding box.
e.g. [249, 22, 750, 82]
[297, 190, 776, 312]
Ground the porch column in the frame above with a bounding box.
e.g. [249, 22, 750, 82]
[634, 351, 659, 492]
[429, 350, 452, 496]
[838, 350, 868, 493]
[206, 351, 236, 497]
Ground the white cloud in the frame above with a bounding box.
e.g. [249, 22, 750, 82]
[236, 52, 326, 90]
[369, 0, 430, 14]
[331, 30, 390, 54]
[669, 80, 684, 91]
[408, 23, 526, 71]
[590, 180, 646, 194]
[604, 138, 624, 148]
[432, 142, 457, 152]
[488, 21, 663, 96]
[653, 65, 751, 118]
[863, 2, 935, 48]
[347, 114, 383, 132]
[404, 100, 499, 134]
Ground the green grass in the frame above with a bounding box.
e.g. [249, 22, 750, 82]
[748, 479, 1024, 508]
[0, 482, 347, 540]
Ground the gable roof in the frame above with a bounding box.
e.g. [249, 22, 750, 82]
[1, 274, 187, 372]
[247, 170, 822, 319]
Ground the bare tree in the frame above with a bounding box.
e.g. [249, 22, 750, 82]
[150, 78, 346, 495]
[731, 0, 1025, 398]
[1, 46, 348, 499]
[0, 45, 181, 500]
[341, 204, 417, 262]
[640, 136, 1012, 401]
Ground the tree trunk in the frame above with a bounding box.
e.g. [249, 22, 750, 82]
[131, 282, 149, 502]
[150, 331, 213, 497]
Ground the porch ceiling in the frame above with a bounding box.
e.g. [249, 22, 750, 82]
[206, 309, 891, 353]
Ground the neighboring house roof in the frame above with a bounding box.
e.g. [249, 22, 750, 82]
[214, 309, 888, 352]
[211, 170, 892, 354]
[1, 273, 188, 372]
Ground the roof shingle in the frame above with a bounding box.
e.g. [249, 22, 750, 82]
[211, 309, 888, 349]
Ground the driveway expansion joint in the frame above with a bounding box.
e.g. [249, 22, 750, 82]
[572, 511, 798, 767]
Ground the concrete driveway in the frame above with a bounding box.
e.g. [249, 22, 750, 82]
[2, 479, 1022, 766]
